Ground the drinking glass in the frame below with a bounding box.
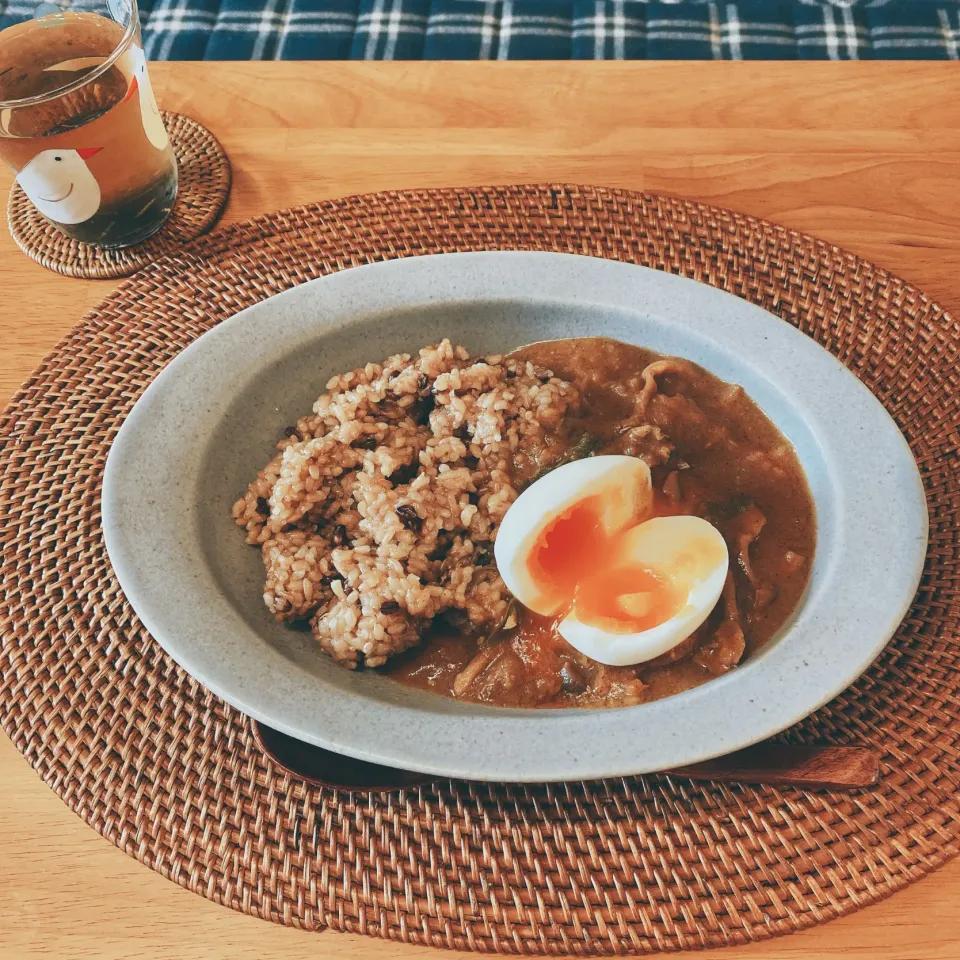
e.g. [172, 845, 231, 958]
[0, 0, 177, 247]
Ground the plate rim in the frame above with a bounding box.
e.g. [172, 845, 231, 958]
[102, 251, 928, 781]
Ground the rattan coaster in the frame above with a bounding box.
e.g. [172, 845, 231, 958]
[1, 186, 958, 955]
[6, 111, 230, 279]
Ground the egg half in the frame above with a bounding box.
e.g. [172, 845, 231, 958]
[494, 456, 729, 666]
[494, 455, 653, 617]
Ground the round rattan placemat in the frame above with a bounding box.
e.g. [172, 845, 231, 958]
[1, 185, 958, 955]
[6, 111, 230, 279]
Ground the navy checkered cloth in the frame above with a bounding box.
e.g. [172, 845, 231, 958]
[2, 0, 959, 59]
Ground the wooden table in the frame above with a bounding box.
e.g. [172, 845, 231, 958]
[2, 63, 959, 960]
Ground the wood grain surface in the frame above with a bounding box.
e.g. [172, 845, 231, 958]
[2, 62, 959, 960]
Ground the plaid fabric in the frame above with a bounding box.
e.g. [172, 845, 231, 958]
[2, 0, 959, 59]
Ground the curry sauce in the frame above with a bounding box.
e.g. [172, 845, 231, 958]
[386, 337, 816, 709]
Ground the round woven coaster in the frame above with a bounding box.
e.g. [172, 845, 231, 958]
[1, 185, 958, 955]
[6, 111, 230, 279]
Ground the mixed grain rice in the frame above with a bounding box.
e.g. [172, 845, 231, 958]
[233, 340, 579, 668]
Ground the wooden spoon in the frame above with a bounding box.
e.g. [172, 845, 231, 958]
[251, 720, 879, 793]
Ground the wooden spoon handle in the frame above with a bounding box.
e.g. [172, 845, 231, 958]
[664, 743, 879, 790]
[251, 720, 879, 792]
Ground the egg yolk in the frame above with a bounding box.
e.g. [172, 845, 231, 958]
[575, 565, 682, 633]
[526, 496, 684, 633]
[526, 497, 605, 601]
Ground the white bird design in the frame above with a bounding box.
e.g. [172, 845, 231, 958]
[123, 45, 169, 151]
[16, 147, 103, 224]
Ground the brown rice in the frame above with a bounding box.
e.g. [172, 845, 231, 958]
[233, 340, 579, 668]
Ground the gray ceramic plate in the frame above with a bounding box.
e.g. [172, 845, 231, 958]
[102, 252, 928, 782]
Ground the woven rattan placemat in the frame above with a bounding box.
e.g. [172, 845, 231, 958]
[7, 112, 230, 279]
[1, 185, 958, 955]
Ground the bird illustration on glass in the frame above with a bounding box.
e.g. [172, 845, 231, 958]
[16, 146, 103, 223]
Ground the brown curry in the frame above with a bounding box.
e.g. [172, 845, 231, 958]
[386, 337, 815, 709]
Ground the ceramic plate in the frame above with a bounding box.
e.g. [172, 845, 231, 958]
[102, 253, 928, 782]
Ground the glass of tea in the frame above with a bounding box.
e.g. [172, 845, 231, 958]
[0, 0, 177, 247]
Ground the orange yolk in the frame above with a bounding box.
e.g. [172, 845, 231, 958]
[526, 496, 684, 634]
[526, 497, 605, 601]
[575, 565, 682, 633]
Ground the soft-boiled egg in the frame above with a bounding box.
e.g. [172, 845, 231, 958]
[494, 455, 729, 667]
